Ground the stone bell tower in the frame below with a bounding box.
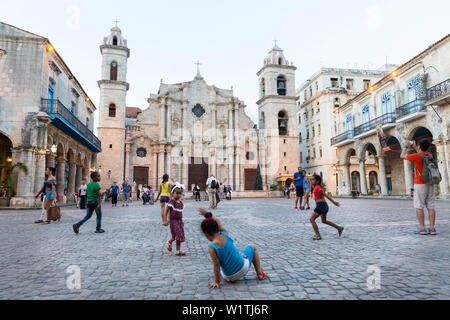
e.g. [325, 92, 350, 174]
[257, 42, 299, 183]
[97, 25, 130, 187]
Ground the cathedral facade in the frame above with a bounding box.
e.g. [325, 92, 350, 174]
[97, 26, 299, 194]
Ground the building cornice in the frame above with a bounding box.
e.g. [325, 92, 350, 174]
[257, 64, 297, 76]
[97, 80, 130, 91]
[257, 95, 297, 106]
[100, 44, 130, 58]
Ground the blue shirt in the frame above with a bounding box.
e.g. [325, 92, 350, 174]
[209, 232, 245, 276]
[111, 185, 119, 195]
[294, 172, 303, 187]
[122, 183, 131, 193]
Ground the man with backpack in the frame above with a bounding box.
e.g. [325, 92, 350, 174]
[401, 139, 441, 236]
[206, 174, 219, 209]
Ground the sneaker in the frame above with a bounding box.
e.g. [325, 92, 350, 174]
[300, 206, 305, 210]
[338, 226, 345, 237]
[73, 224, 79, 234]
[294, 207, 299, 210]
[95, 229, 105, 234]
[306, 206, 311, 210]
[429, 228, 437, 236]
[419, 229, 428, 235]
[413, 228, 422, 234]
[34, 220, 44, 224]
[312, 235, 322, 241]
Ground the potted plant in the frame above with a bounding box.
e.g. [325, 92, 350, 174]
[0, 162, 28, 207]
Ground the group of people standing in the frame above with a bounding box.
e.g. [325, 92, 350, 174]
[206, 174, 232, 210]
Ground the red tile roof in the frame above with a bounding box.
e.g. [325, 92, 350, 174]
[126, 107, 142, 118]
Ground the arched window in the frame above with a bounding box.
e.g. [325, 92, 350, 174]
[109, 104, 116, 118]
[110, 61, 118, 81]
[277, 76, 286, 96]
[278, 57, 283, 65]
[112, 36, 118, 46]
[278, 111, 288, 136]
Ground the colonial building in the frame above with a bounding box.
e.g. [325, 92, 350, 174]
[332, 34, 450, 199]
[296, 67, 391, 194]
[97, 28, 300, 194]
[0, 22, 101, 207]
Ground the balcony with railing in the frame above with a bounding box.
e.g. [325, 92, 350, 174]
[41, 99, 102, 152]
[426, 78, 450, 106]
[395, 99, 426, 122]
[331, 130, 354, 147]
[353, 113, 396, 138]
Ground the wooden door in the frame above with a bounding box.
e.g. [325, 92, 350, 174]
[244, 169, 257, 191]
[188, 158, 208, 191]
[133, 167, 149, 186]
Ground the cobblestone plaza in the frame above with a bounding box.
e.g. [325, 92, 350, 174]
[0, 198, 449, 300]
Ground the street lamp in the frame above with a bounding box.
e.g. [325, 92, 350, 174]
[50, 144, 57, 154]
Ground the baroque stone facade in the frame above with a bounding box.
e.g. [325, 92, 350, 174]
[97, 28, 300, 193]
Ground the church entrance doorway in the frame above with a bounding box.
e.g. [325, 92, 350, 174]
[188, 158, 208, 191]
[133, 167, 149, 186]
[244, 169, 257, 191]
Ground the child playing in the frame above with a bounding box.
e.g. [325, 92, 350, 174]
[309, 174, 344, 241]
[155, 174, 172, 225]
[198, 208, 267, 289]
[163, 183, 186, 256]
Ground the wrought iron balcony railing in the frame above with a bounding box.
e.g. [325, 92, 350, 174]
[331, 130, 354, 146]
[353, 113, 395, 137]
[427, 78, 450, 102]
[396, 99, 424, 119]
[41, 99, 101, 150]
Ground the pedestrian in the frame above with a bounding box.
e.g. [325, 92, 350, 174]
[309, 175, 344, 241]
[206, 174, 218, 209]
[302, 171, 311, 210]
[149, 187, 155, 205]
[142, 185, 149, 204]
[401, 139, 438, 235]
[198, 208, 267, 288]
[155, 174, 172, 225]
[73, 171, 105, 234]
[285, 185, 291, 199]
[79, 180, 87, 210]
[34, 167, 56, 224]
[163, 184, 186, 256]
[293, 167, 304, 210]
[136, 187, 141, 201]
[227, 185, 232, 201]
[194, 184, 201, 201]
[110, 182, 119, 207]
[121, 180, 131, 207]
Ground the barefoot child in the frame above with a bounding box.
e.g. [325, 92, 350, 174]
[163, 184, 186, 256]
[309, 174, 344, 240]
[155, 174, 172, 225]
[199, 208, 267, 289]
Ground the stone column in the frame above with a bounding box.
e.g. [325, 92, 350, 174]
[15, 148, 36, 197]
[342, 164, 351, 196]
[124, 142, 131, 182]
[67, 160, 77, 199]
[227, 147, 234, 190]
[56, 157, 66, 197]
[75, 165, 83, 193]
[152, 151, 158, 190]
[46, 154, 56, 170]
[82, 167, 88, 182]
[182, 146, 189, 188]
[377, 156, 389, 196]
[359, 160, 368, 195]
[403, 159, 414, 195]
[34, 149, 47, 194]
[167, 103, 172, 141]
[436, 141, 449, 199]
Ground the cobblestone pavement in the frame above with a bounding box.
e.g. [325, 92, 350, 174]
[0, 198, 449, 300]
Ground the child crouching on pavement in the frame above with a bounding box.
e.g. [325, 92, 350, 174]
[198, 208, 267, 288]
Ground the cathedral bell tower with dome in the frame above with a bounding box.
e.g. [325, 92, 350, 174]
[97, 25, 130, 187]
[257, 43, 299, 183]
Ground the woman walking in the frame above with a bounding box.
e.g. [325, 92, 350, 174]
[34, 167, 57, 225]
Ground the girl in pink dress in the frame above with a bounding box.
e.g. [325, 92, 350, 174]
[163, 184, 186, 256]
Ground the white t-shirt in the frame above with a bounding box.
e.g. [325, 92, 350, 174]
[80, 185, 87, 196]
[206, 177, 217, 188]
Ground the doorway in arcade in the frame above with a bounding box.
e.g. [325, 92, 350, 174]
[188, 157, 208, 191]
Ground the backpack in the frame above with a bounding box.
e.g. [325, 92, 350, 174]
[210, 179, 219, 189]
[419, 154, 442, 185]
